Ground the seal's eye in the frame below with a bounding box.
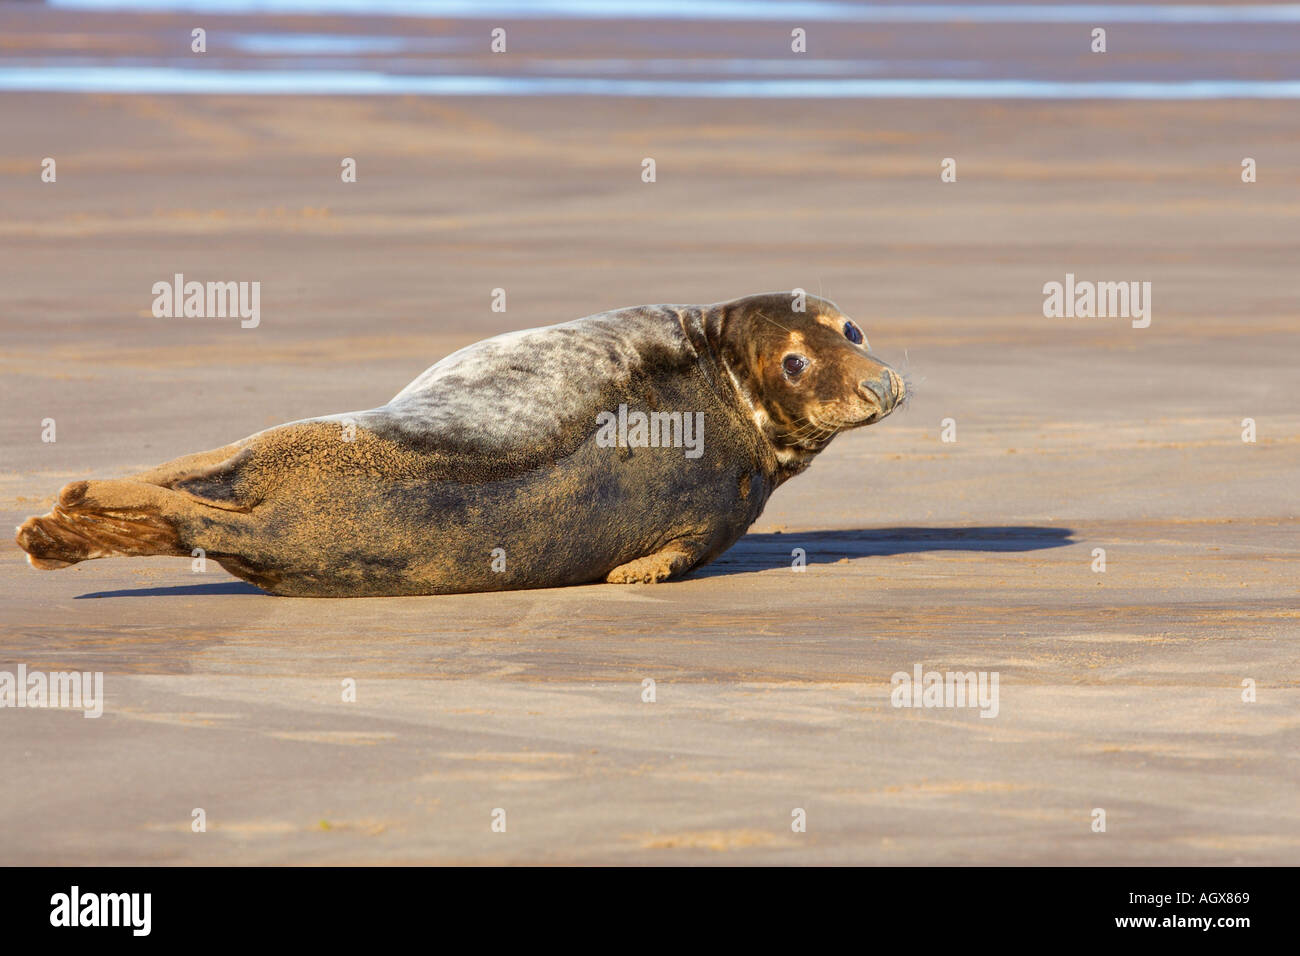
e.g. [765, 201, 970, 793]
[843, 321, 864, 345]
[782, 354, 808, 377]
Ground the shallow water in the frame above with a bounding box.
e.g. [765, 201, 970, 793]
[0, 1, 1293, 98]
[43, 1, 1300, 24]
[4, 66, 1300, 98]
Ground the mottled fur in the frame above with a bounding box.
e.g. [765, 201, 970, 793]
[16, 293, 904, 596]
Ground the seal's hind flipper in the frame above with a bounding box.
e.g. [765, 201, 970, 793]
[16, 479, 191, 569]
[130, 439, 258, 509]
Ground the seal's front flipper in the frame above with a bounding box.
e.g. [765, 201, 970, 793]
[605, 538, 709, 584]
[18, 479, 198, 569]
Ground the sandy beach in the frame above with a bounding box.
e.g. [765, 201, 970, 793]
[0, 2, 1297, 864]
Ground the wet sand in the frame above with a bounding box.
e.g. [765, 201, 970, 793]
[1, 6, 1298, 864]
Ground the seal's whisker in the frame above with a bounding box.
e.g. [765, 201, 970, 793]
[775, 424, 816, 444]
[754, 310, 794, 336]
[778, 417, 836, 446]
[781, 417, 817, 437]
[898, 371, 919, 410]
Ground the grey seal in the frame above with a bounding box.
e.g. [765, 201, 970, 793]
[16, 293, 905, 596]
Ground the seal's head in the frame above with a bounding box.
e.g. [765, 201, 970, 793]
[712, 292, 905, 470]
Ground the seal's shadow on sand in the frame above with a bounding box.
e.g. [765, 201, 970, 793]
[694, 526, 1074, 578]
[75, 527, 1073, 597]
[76, 581, 265, 599]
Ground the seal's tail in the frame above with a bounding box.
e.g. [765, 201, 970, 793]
[16, 479, 188, 569]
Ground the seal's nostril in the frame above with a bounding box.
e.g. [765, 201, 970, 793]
[860, 380, 886, 407]
[860, 369, 900, 411]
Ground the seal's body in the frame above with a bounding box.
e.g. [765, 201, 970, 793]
[17, 293, 904, 596]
